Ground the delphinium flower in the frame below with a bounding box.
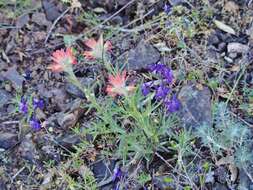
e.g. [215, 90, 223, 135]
[155, 85, 170, 100]
[29, 116, 41, 131]
[19, 97, 28, 114]
[106, 70, 135, 97]
[112, 167, 122, 181]
[141, 63, 180, 113]
[165, 95, 181, 113]
[164, 3, 172, 14]
[33, 98, 44, 109]
[83, 35, 112, 60]
[48, 47, 77, 72]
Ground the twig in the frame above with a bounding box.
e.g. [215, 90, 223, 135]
[44, 7, 71, 44]
[11, 166, 26, 181]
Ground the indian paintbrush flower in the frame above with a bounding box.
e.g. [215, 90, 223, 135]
[106, 71, 135, 97]
[48, 47, 77, 72]
[83, 35, 112, 60]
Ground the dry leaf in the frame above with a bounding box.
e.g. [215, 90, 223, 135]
[71, 0, 81, 8]
[214, 20, 236, 35]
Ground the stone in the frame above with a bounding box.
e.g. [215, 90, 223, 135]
[32, 12, 51, 26]
[238, 170, 253, 190]
[42, 0, 60, 22]
[2, 67, 24, 90]
[227, 42, 249, 54]
[56, 133, 81, 150]
[178, 84, 212, 129]
[16, 14, 29, 28]
[0, 133, 18, 150]
[213, 183, 229, 190]
[65, 77, 95, 98]
[0, 179, 7, 190]
[127, 40, 160, 70]
[0, 90, 12, 107]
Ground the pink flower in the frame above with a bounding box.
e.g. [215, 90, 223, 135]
[106, 71, 135, 97]
[83, 35, 112, 60]
[48, 48, 77, 72]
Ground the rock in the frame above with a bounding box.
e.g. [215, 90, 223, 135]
[16, 14, 29, 28]
[224, 56, 233, 63]
[2, 67, 24, 90]
[91, 158, 117, 186]
[0, 133, 18, 150]
[65, 77, 95, 98]
[228, 52, 238, 59]
[56, 133, 81, 150]
[32, 12, 51, 26]
[213, 183, 229, 190]
[42, 0, 60, 22]
[0, 179, 7, 190]
[178, 84, 212, 129]
[127, 40, 160, 70]
[227, 42, 249, 54]
[0, 90, 12, 107]
[208, 33, 220, 46]
[238, 170, 253, 190]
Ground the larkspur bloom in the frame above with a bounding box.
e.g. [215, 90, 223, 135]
[29, 116, 41, 131]
[106, 71, 135, 97]
[149, 63, 174, 84]
[164, 3, 172, 14]
[19, 97, 28, 114]
[83, 35, 112, 60]
[48, 47, 77, 72]
[33, 98, 44, 110]
[112, 167, 122, 181]
[165, 95, 181, 113]
[141, 82, 152, 96]
[155, 85, 170, 100]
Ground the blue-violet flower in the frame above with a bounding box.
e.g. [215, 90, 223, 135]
[165, 95, 181, 113]
[33, 98, 44, 110]
[19, 97, 28, 114]
[30, 116, 41, 131]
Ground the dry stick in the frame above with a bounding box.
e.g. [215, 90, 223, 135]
[44, 7, 71, 44]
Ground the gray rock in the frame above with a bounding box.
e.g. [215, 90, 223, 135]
[16, 14, 29, 28]
[2, 67, 24, 90]
[0, 133, 18, 150]
[127, 40, 160, 70]
[66, 77, 95, 98]
[56, 133, 81, 150]
[42, 0, 60, 22]
[213, 183, 229, 190]
[0, 90, 12, 107]
[178, 84, 212, 129]
[0, 179, 7, 190]
[238, 170, 253, 190]
[227, 42, 249, 54]
[32, 12, 51, 27]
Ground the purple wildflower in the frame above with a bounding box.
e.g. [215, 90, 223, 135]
[164, 3, 172, 14]
[162, 68, 173, 84]
[23, 69, 32, 80]
[29, 116, 41, 131]
[165, 95, 181, 113]
[141, 82, 152, 96]
[155, 85, 170, 100]
[112, 167, 122, 181]
[149, 63, 166, 74]
[33, 98, 44, 110]
[19, 97, 28, 114]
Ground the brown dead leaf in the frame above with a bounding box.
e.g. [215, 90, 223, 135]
[224, 1, 239, 14]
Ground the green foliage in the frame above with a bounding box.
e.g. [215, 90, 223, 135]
[83, 87, 178, 165]
[196, 102, 253, 169]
